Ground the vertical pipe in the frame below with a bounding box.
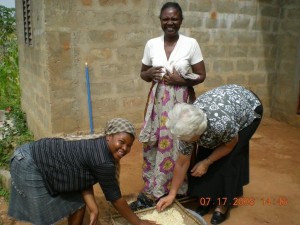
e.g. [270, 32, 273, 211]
[85, 62, 94, 134]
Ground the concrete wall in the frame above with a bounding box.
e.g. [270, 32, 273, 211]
[270, 0, 300, 126]
[15, 0, 300, 138]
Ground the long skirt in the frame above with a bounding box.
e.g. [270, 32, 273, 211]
[8, 144, 85, 225]
[188, 104, 263, 206]
[141, 82, 189, 199]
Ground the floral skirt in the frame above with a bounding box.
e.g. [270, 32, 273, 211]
[141, 83, 189, 199]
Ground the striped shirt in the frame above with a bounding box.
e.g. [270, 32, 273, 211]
[30, 137, 121, 202]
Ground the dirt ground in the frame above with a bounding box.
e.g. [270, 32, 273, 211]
[1, 117, 299, 225]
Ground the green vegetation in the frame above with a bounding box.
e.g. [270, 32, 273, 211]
[0, 6, 19, 109]
[0, 107, 33, 169]
[0, 186, 9, 201]
[0, 6, 33, 169]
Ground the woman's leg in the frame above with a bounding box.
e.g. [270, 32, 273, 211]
[68, 206, 86, 225]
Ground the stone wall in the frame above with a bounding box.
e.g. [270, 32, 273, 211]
[15, 0, 300, 138]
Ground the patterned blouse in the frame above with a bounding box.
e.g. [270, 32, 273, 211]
[179, 84, 262, 155]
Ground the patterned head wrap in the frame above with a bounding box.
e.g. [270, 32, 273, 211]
[104, 118, 136, 138]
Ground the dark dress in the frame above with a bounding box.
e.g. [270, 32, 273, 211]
[178, 84, 263, 206]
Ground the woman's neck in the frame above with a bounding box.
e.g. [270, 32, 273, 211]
[164, 34, 179, 44]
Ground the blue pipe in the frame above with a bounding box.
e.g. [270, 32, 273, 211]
[85, 63, 94, 134]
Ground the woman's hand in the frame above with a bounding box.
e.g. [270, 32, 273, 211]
[163, 68, 183, 85]
[138, 219, 161, 225]
[88, 209, 99, 225]
[112, 197, 160, 225]
[190, 159, 211, 177]
[156, 194, 175, 212]
[140, 65, 164, 82]
[148, 66, 164, 82]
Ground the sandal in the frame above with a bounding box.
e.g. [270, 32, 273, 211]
[129, 193, 155, 211]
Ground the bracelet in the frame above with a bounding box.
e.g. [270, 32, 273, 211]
[206, 157, 213, 165]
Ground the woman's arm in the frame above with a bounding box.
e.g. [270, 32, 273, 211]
[140, 64, 164, 82]
[206, 135, 238, 163]
[112, 198, 158, 225]
[190, 136, 239, 177]
[188, 60, 206, 85]
[112, 198, 141, 225]
[164, 61, 206, 86]
[141, 61, 206, 86]
[81, 187, 99, 225]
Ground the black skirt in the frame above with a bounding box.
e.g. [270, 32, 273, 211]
[187, 104, 263, 206]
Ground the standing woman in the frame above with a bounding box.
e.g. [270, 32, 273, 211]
[157, 85, 263, 224]
[139, 2, 206, 201]
[8, 118, 158, 225]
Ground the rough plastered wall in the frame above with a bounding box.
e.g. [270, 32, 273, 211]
[270, 0, 300, 126]
[15, 0, 300, 138]
[15, 0, 52, 137]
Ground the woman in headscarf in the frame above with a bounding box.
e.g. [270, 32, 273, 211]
[8, 118, 158, 225]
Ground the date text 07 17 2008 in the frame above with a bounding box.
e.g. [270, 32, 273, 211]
[198, 197, 288, 206]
